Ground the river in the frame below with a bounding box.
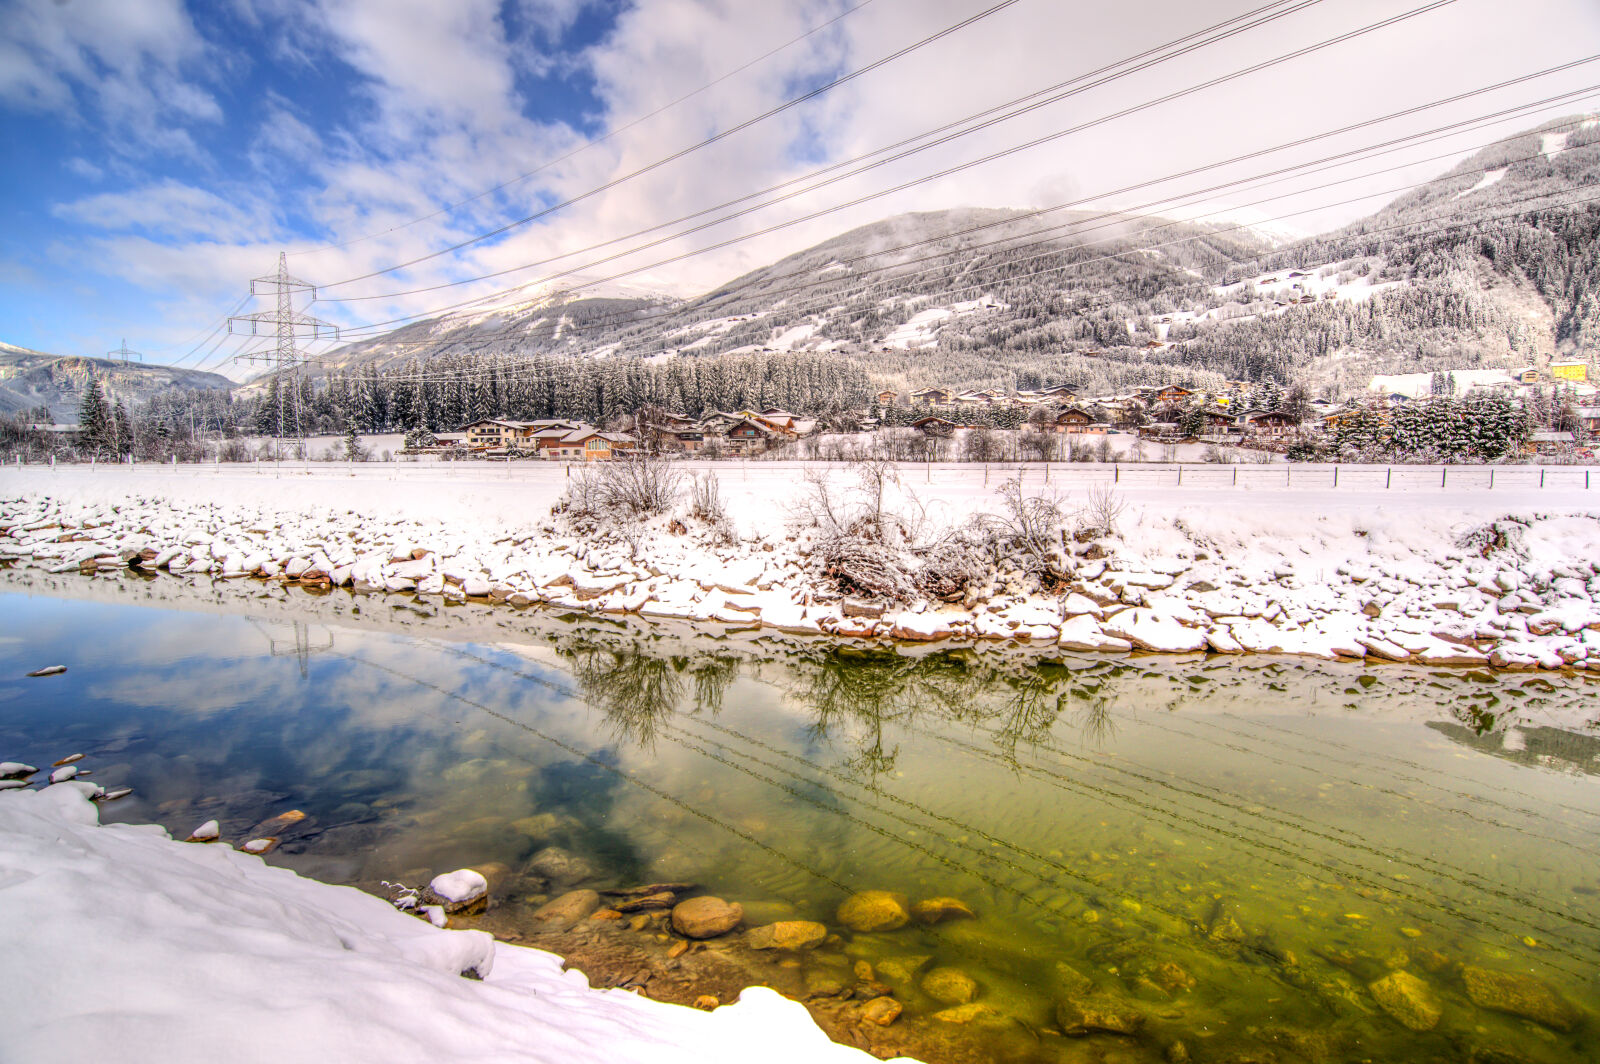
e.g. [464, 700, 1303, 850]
[2, 568, 1596, 1063]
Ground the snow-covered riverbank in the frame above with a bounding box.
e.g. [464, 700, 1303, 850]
[0, 782, 910, 1064]
[3, 466, 1600, 669]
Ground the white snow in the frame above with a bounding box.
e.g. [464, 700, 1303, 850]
[0, 784, 914, 1064]
[1454, 167, 1508, 199]
[1367, 369, 1518, 398]
[879, 296, 1006, 349]
[1540, 131, 1572, 159]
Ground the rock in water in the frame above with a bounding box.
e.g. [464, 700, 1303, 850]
[1056, 994, 1145, 1036]
[746, 921, 828, 951]
[0, 780, 28, 791]
[1461, 965, 1580, 1031]
[186, 820, 221, 843]
[52, 753, 85, 766]
[48, 766, 78, 784]
[911, 896, 975, 925]
[92, 787, 133, 803]
[670, 896, 744, 939]
[859, 997, 903, 1026]
[0, 762, 37, 779]
[240, 837, 278, 855]
[1369, 970, 1442, 1031]
[837, 890, 911, 932]
[921, 967, 980, 1005]
[531, 889, 600, 928]
[26, 665, 67, 677]
[423, 869, 489, 915]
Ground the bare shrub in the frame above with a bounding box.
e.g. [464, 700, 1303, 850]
[598, 454, 684, 517]
[689, 471, 735, 545]
[1094, 435, 1115, 462]
[1066, 437, 1094, 462]
[1202, 443, 1239, 464]
[914, 532, 989, 603]
[979, 475, 1069, 584]
[1077, 484, 1126, 539]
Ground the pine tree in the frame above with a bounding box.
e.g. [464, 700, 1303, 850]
[77, 372, 111, 456]
[343, 418, 362, 462]
[112, 400, 132, 457]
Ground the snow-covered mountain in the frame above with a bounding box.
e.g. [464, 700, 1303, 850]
[258, 112, 1600, 397]
[0, 343, 235, 422]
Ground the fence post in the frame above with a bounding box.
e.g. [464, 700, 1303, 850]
[1540, 468, 1545, 489]
[1386, 467, 1391, 489]
[1114, 463, 1119, 483]
[1232, 466, 1237, 487]
[1177, 465, 1183, 487]
[1489, 468, 1494, 489]
[1441, 466, 1447, 489]
[1286, 465, 1290, 487]
[1333, 464, 1339, 488]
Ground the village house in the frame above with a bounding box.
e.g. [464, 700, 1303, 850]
[718, 417, 779, 456]
[909, 387, 953, 406]
[462, 418, 532, 450]
[1577, 406, 1600, 434]
[1527, 431, 1576, 456]
[911, 415, 957, 438]
[1551, 361, 1589, 383]
[874, 390, 899, 404]
[1243, 410, 1299, 437]
[1052, 406, 1096, 433]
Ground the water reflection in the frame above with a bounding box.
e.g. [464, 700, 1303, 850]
[3, 584, 1600, 1064]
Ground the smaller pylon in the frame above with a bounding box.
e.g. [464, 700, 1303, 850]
[107, 338, 143, 364]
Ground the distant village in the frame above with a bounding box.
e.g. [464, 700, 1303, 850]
[429, 359, 1597, 461]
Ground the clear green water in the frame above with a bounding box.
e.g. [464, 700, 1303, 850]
[2, 578, 1597, 1063]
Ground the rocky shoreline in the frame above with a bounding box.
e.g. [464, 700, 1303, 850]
[3, 490, 1600, 671]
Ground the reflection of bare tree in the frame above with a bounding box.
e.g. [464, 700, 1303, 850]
[687, 653, 740, 716]
[991, 670, 1067, 764]
[794, 647, 981, 781]
[1072, 690, 1118, 749]
[565, 645, 685, 750]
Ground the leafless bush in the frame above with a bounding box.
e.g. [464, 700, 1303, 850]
[791, 460, 938, 601]
[816, 536, 917, 599]
[1019, 428, 1057, 462]
[597, 454, 684, 517]
[689, 471, 735, 545]
[1094, 435, 1115, 462]
[979, 475, 1069, 584]
[1077, 484, 1126, 539]
[1066, 437, 1094, 462]
[1202, 443, 1239, 464]
[914, 532, 990, 602]
[963, 428, 1006, 463]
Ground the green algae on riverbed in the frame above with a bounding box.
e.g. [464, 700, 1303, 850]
[1, 585, 1596, 1064]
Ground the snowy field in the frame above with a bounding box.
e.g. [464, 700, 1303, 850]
[0, 783, 912, 1064]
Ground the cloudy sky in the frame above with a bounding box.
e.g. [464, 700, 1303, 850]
[2, 0, 1598, 376]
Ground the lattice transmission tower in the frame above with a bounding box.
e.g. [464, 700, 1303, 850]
[106, 338, 143, 364]
[228, 252, 340, 459]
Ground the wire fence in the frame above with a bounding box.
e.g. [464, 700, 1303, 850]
[11, 455, 1599, 494]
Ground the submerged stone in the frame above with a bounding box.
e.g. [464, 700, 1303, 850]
[531, 889, 600, 927]
[1461, 965, 1580, 1032]
[873, 955, 932, 984]
[1056, 994, 1145, 1037]
[910, 896, 976, 925]
[1369, 970, 1442, 1031]
[746, 920, 827, 951]
[921, 966, 979, 1005]
[837, 890, 910, 932]
[670, 896, 743, 939]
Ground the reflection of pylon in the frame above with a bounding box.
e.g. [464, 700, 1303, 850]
[249, 619, 334, 678]
[229, 252, 340, 460]
[106, 338, 143, 364]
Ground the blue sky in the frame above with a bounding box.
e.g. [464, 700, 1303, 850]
[3, 0, 1599, 378]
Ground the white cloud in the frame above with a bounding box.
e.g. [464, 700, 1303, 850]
[0, 0, 219, 157]
[52, 180, 268, 241]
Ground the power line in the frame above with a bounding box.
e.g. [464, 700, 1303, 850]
[227, 253, 342, 457]
[319, 0, 1323, 303]
[321, 0, 1030, 289]
[323, 0, 1486, 332]
[326, 72, 1598, 347]
[286, 0, 884, 258]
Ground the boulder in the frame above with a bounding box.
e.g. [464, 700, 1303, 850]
[1461, 965, 1580, 1031]
[423, 869, 489, 915]
[671, 896, 744, 939]
[525, 846, 596, 885]
[911, 896, 975, 925]
[921, 967, 979, 1005]
[837, 890, 911, 932]
[1369, 970, 1442, 1031]
[746, 920, 828, 951]
[874, 955, 932, 984]
[531, 889, 600, 927]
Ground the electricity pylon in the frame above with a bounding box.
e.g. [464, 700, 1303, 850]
[229, 252, 340, 460]
[106, 338, 143, 364]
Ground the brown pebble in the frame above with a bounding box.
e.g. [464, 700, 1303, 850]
[860, 997, 903, 1026]
[628, 915, 651, 932]
[590, 908, 622, 921]
[667, 939, 689, 959]
[694, 995, 719, 1010]
[853, 960, 875, 982]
